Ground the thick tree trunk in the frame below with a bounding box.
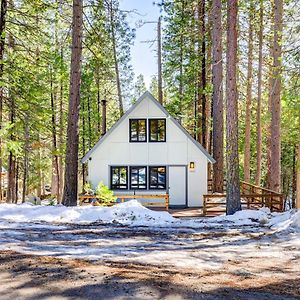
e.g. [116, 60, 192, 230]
[269, 0, 283, 193]
[212, 0, 224, 192]
[62, 0, 83, 207]
[200, 0, 207, 149]
[50, 71, 60, 200]
[58, 47, 64, 203]
[296, 127, 300, 209]
[157, 16, 163, 105]
[255, 0, 263, 186]
[0, 0, 7, 202]
[7, 16, 16, 204]
[22, 114, 29, 203]
[226, 0, 241, 215]
[243, 1, 254, 183]
[81, 95, 86, 192]
[96, 76, 101, 134]
[110, 3, 123, 117]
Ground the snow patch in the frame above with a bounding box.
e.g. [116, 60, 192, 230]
[0, 201, 299, 232]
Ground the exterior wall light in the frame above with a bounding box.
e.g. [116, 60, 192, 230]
[189, 162, 195, 171]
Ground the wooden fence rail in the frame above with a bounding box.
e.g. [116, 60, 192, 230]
[204, 181, 284, 216]
[79, 194, 169, 210]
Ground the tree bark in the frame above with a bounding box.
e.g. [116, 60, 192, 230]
[50, 70, 60, 200]
[58, 47, 64, 203]
[212, 0, 224, 192]
[157, 16, 163, 105]
[62, 0, 83, 206]
[269, 0, 283, 193]
[296, 126, 300, 209]
[243, 1, 254, 183]
[110, 2, 123, 117]
[0, 0, 7, 202]
[255, 0, 263, 186]
[226, 0, 241, 215]
[7, 8, 16, 204]
[22, 113, 29, 203]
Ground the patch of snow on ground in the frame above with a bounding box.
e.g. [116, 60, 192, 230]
[0, 201, 299, 232]
[0, 200, 177, 227]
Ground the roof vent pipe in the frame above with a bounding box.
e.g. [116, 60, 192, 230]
[101, 99, 107, 136]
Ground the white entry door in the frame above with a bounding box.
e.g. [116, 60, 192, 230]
[168, 166, 186, 206]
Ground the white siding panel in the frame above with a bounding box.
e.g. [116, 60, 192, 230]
[148, 144, 168, 164]
[167, 142, 188, 164]
[129, 143, 148, 163]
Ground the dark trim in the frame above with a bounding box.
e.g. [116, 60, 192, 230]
[148, 166, 167, 190]
[148, 118, 166, 142]
[129, 166, 148, 190]
[110, 166, 128, 190]
[129, 118, 147, 143]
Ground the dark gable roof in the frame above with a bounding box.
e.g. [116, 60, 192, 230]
[81, 91, 215, 163]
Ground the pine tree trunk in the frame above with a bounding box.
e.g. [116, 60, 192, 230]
[157, 16, 163, 105]
[22, 113, 29, 203]
[7, 15, 16, 204]
[62, 0, 83, 207]
[270, 0, 283, 193]
[50, 71, 60, 200]
[226, 0, 241, 215]
[110, 2, 123, 117]
[255, 0, 263, 186]
[0, 0, 7, 202]
[296, 127, 300, 209]
[243, 1, 254, 183]
[36, 134, 42, 198]
[212, 0, 224, 192]
[58, 47, 64, 203]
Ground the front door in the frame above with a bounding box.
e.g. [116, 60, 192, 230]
[168, 166, 186, 206]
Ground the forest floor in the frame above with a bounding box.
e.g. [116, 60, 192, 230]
[0, 221, 299, 300]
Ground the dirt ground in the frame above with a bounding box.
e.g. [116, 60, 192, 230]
[0, 226, 299, 300]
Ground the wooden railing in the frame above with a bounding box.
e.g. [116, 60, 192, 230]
[203, 181, 284, 216]
[79, 194, 169, 210]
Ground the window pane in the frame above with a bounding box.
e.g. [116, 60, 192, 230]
[130, 167, 147, 189]
[138, 120, 146, 141]
[130, 120, 138, 141]
[149, 166, 166, 189]
[157, 120, 165, 141]
[119, 168, 127, 185]
[139, 167, 146, 184]
[149, 119, 166, 142]
[111, 167, 128, 189]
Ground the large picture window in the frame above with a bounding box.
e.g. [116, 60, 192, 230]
[129, 119, 147, 142]
[149, 166, 166, 189]
[130, 166, 147, 189]
[110, 166, 128, 190]
[149, 119, 166, 142]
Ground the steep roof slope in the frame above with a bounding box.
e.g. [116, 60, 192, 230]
[81, 91, 215, 163]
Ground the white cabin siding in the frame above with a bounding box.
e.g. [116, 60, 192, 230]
[86, 95, 210, 207]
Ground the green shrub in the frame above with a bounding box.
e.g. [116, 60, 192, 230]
[83, 182, 94, 195]
[95, 182, 117, 205]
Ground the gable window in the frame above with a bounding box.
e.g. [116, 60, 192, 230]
[110, 166, 128, 189]
[130, 166, 147, 189]
[149, 119, 166, 142]
[129, 119, 147, 142]
[149, 166, 166, 189]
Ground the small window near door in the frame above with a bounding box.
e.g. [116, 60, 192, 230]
[110, 166, 128, 189]
[130, 166, 147, 189]
[149, 166, 166, 189]
[149, 119, 166, 142]
[129, 119, 147, 142]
